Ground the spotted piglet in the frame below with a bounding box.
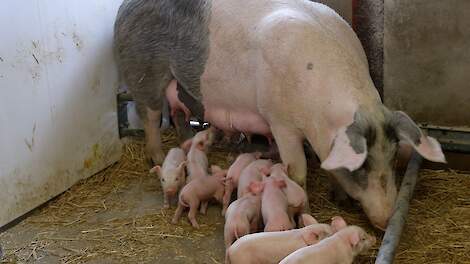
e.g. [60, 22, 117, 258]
[222, 152, 262, 215]
[149, 147, 186, 209]
[172, 165, 227, 228]
[279, 225, 376, 264]
[224, 181, 264, 248]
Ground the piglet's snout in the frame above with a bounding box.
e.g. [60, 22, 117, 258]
[165, 188, 177, 196]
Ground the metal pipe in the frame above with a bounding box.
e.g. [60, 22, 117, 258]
[420, 124, 470, 153]
[375, 151, 423, 264]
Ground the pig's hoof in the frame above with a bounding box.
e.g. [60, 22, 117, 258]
[171, 219, 178, 225]
[163, 204, 170, 209]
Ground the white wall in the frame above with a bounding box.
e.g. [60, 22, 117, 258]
[0, 0, 123, 227]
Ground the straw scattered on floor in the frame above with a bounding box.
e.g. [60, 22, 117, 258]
[1, 130, 469, 264]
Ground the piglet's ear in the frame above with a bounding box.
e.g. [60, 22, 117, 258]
[177, 161, 187, 173]
[149, 165, 161, 176]
[211, 165, 222, 174]
[321, 127, 367, 172]
[301, 231, 319, 246]
[275, 179, 287, 189]
[196, 141, 205, 151]
[390, 111, 446, 163]
[259, 167, 271, 177]
[331, 216, 347, 232]
[298, 214, 318, 227]
[253, 151, 263, 159]
[248, 181, 264, 194]
[281, 164, 289, 174]
[349, 232, 361, 247]
[180, 139, 193, 154]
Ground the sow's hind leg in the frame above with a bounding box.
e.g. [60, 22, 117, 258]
[135, 96, 167, 166]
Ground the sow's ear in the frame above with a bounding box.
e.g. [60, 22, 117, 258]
[390, 111, 446, 163]
[321, 126, 368, 172]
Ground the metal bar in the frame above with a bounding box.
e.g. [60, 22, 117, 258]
[420, 125, 470, 153]
[375, 151, 423, 264]
[117, 92, 133, 102]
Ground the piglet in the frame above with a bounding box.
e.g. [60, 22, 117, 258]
[270, 164, 307, 218]
[226, 219, 340, 264]
[261, 176, 293, 232]
[149, 147, 186, 209]
[172, 165, 227, 228]
[237, 159, 273, 198]
[184, 129, 215, 182]
[224, 181, 264, 248]
[279, 225, 376, 264]
[222, 152, 262, 215]
[180, 127, 216, 154]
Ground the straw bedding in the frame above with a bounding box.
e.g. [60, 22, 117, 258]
[1, 130, 469, 263]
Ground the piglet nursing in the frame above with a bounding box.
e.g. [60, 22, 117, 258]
[222, 152, 262, 215]
[237, 159, 272, 198]
[224, 181, 263, 248]
[269, 164, 307, 220]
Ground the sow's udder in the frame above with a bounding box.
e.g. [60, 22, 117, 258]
[204, 106, 272, 138]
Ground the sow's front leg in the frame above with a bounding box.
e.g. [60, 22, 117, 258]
[271, 125, 310, 212]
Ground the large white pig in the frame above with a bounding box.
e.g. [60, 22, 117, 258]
[115, 0, 446, 229]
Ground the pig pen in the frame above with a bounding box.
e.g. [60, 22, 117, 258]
[1, 130, 469, 264]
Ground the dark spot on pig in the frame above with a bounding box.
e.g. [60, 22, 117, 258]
[350, 159, 370, 190]
[306, 62, 313, 70]
[345, 112, 376, 154]
[383, 122, 398, 143]
[0, 56, 4, 62]
[380, 172, 387, 190]
[389, 111, 422, 145]
[333, 168, 368, 192]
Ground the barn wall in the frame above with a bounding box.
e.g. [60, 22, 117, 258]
[315, 0, 352, 24]
[384, 0, 470, 126]
[353, 0, 384, 98]
[0, 1, 122, 227]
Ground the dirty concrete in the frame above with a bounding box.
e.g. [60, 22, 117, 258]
[384, 0, 470, 126]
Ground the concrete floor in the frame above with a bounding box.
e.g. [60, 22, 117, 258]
[0, 138, 230, 264]
[0, 172, 227, 264]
